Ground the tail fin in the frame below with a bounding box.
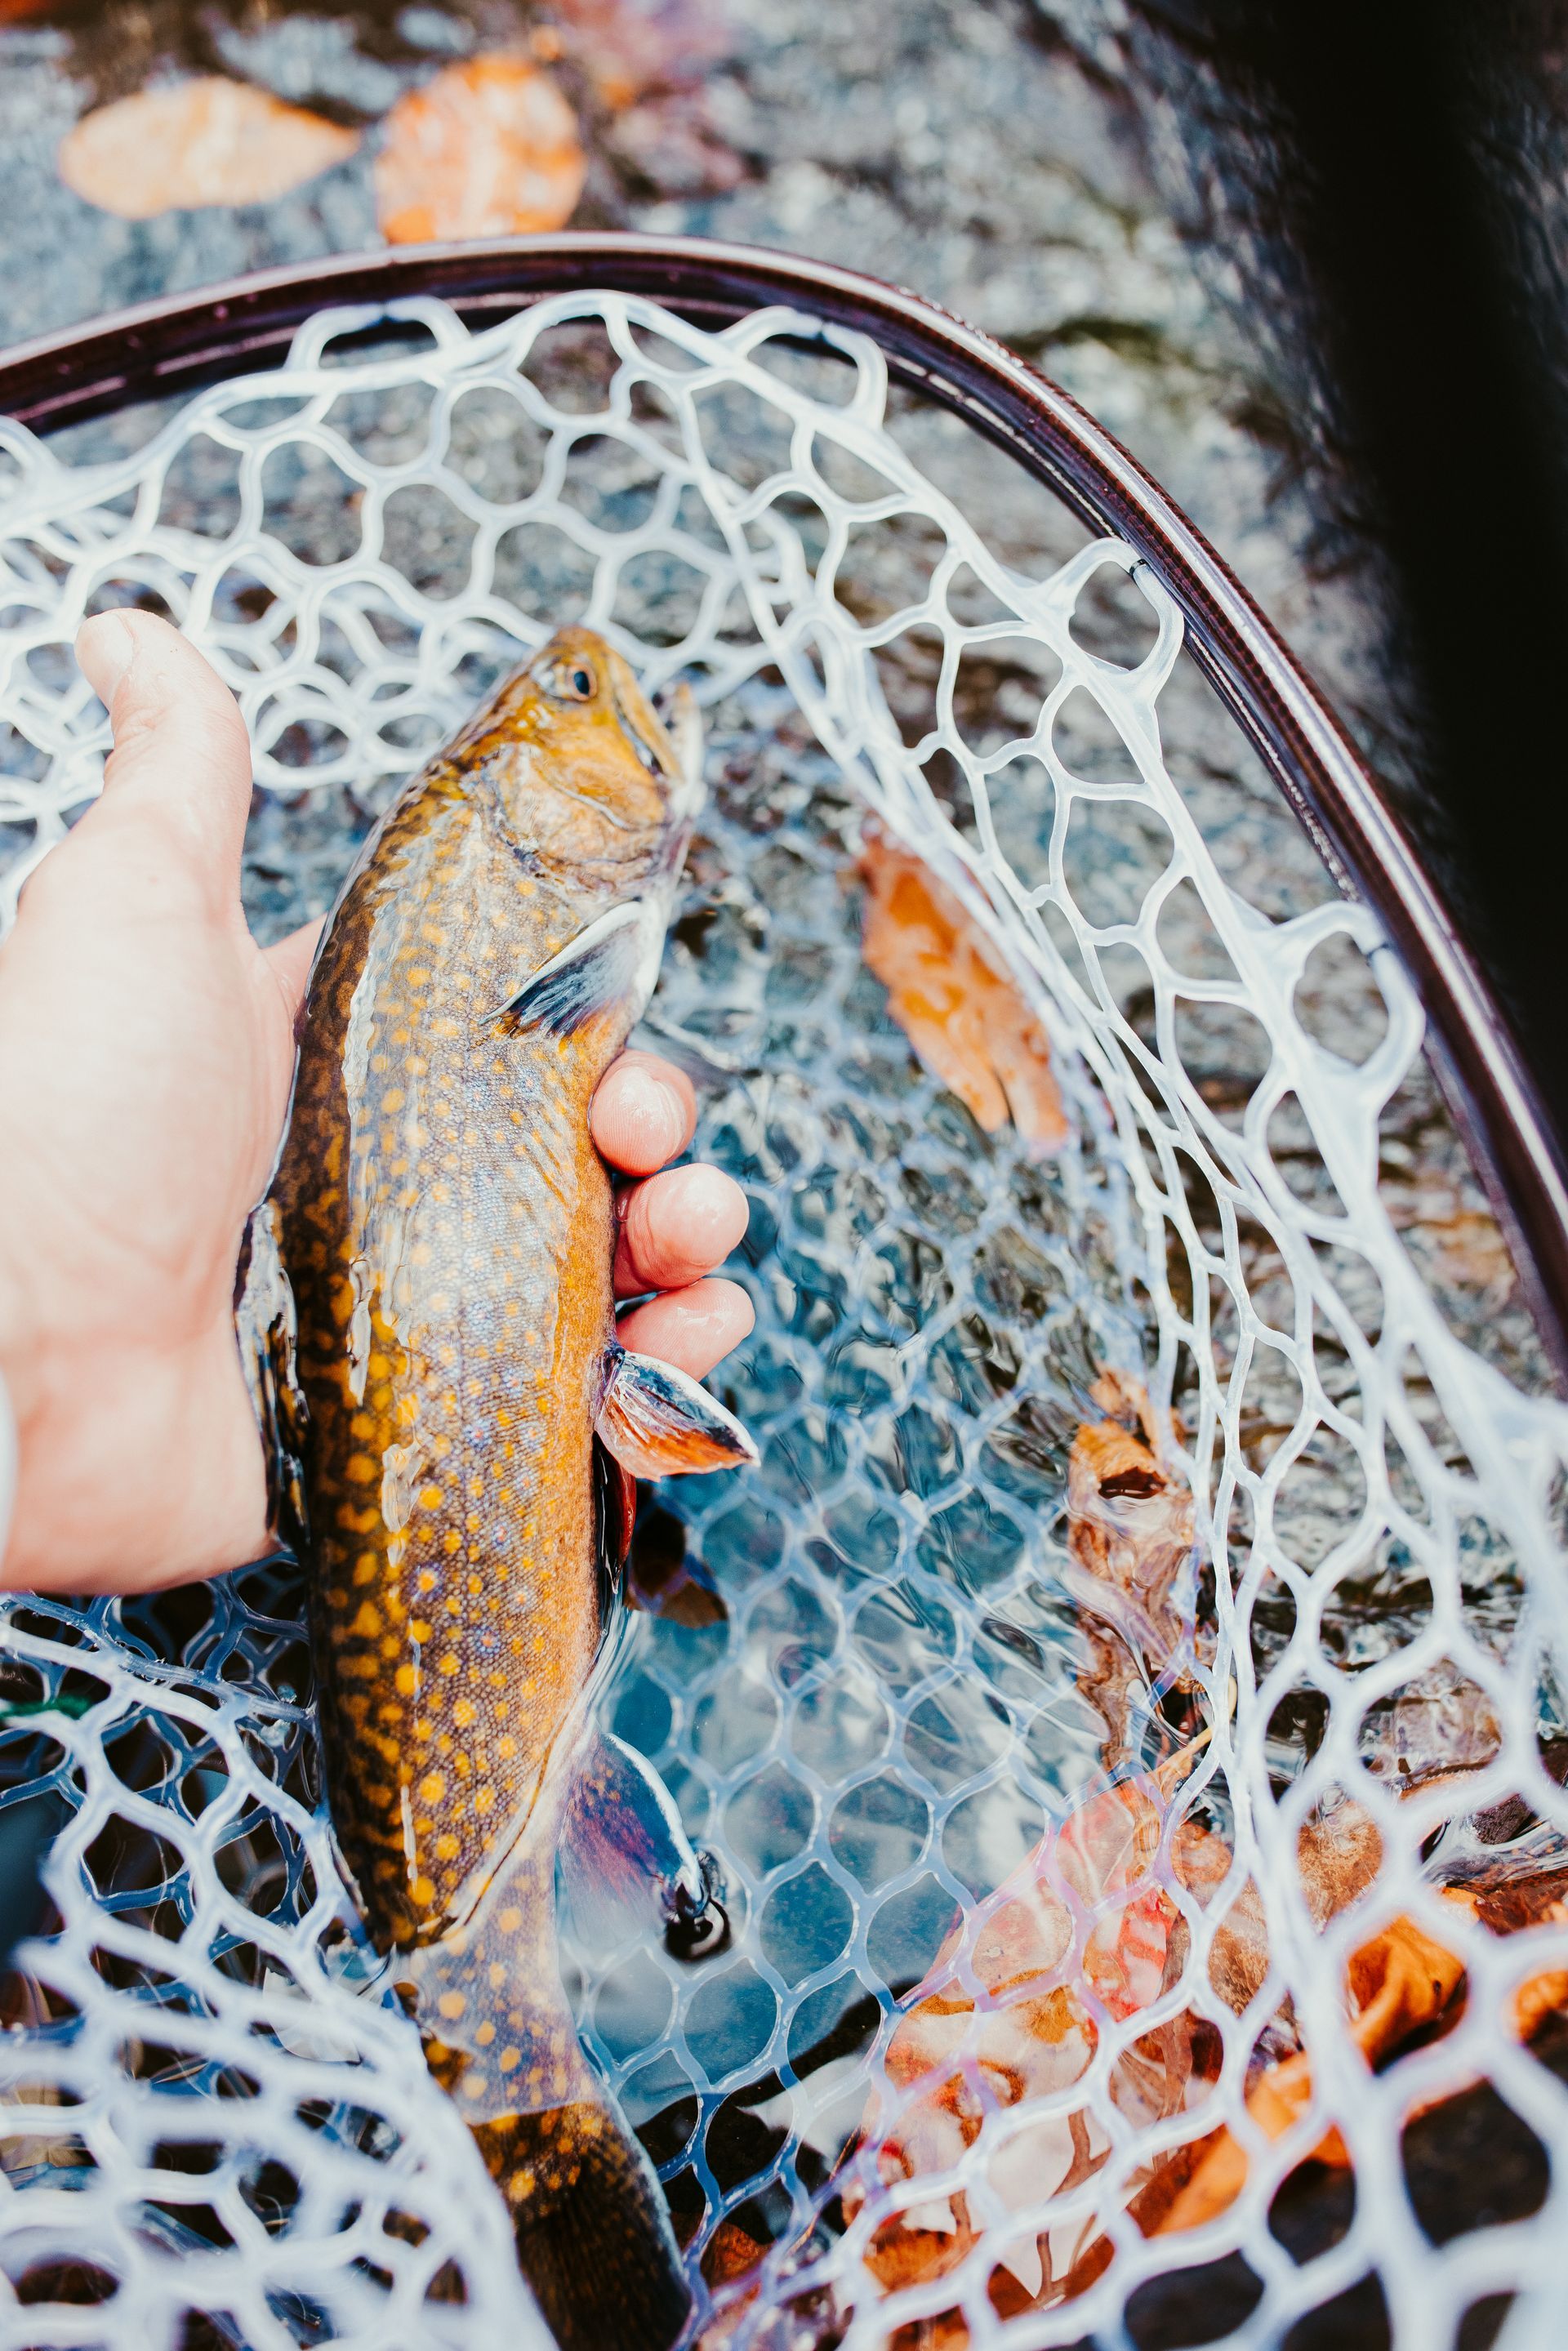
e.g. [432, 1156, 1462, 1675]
[474, 2099, 692, 2351]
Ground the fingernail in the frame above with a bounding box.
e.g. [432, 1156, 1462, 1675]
[76, 612, 136, 708]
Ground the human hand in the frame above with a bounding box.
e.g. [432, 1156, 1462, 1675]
[0, 612, 753, 1596]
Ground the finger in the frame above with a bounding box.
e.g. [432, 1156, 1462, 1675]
[616, 1276, 755, 1381]
[74, 611, 253, 897]
[262, 915, 324, 1024]
[614, 1163, 749, 1298]
[590, 1049, 697, 1176]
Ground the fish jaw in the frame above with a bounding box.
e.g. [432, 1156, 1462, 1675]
[655, 677, 705, 828]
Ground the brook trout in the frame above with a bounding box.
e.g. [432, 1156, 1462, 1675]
[240, 627, 755, 2349]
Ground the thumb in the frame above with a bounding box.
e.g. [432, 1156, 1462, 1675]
[262, 915, 324, 1026]
[75, 611, 254, 902]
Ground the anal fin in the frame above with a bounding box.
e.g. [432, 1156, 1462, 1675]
[561, 1730, 733, 1965]
[559, 1728, 715, 1952]
[595, 1348, 758, 1479]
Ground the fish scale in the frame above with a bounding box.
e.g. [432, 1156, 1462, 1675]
[245, 626, 755, 2351]
[278, 766, 613, 1948]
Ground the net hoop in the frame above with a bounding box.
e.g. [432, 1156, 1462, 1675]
[2, 230, 1564, 1379]
[1, 241, 1566, 2351]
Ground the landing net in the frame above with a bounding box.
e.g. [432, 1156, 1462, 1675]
[0, 289, 1565, 2351]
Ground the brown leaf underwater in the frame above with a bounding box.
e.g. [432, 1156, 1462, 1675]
[57, 79, 358, 220]
[858, 824, 1068, 1155]
[374, 55, 586, 244]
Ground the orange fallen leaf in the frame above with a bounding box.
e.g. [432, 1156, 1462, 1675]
[702, 2219, 770, 2288]
[1155, 1895, 1473, 2235]
[1512, 1952, 1568, 2041]
[374, 56, 586, 244]
[838, 1740, 1209, 2321]
[1067, 1377, 1200, 1766]
[58, 79, 358, 221]
[858, 824, 1068, 1155]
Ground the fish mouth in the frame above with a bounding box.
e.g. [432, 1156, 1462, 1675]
[611, 682, 675, 785]
[647, 679, 706, 825]
[607, 676, 705, 829]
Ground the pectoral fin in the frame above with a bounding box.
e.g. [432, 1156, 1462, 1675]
[595, 1348, 759, 1479]
[492, 900, 658, 1037]
[234, 1200, 310, 1554]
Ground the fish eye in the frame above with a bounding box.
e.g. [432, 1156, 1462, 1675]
[537, 654, 598, 703]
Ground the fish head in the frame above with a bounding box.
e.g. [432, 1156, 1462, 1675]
[485, 626, 703, 883]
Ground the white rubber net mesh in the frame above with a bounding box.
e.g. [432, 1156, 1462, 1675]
[1, 289, 1566, 2351]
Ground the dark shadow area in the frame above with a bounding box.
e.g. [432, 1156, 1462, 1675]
[1062, 0, 1568, 1178]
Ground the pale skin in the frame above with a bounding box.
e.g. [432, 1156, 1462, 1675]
[0, 610, 754, 1596]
